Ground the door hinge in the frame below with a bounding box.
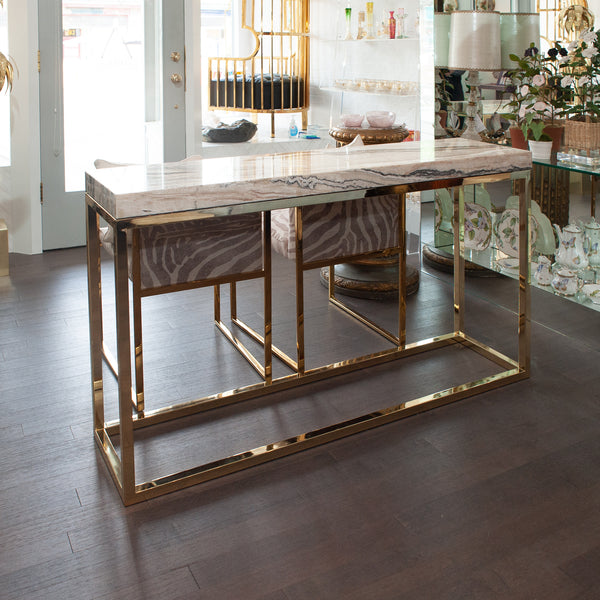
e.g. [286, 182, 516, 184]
[40, 182, 43, 204]
[37, 50, 41, 73]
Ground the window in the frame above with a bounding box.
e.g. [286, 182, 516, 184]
[537, 0, 592, 49]
[201, 0, 234, 59]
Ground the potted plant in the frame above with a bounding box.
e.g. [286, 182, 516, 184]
[560, 28, 600, 153]
[504, 42, 568, 156]
[0, 49, 14, 94]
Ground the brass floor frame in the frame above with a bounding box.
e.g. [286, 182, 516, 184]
[86, 172, 531, 505]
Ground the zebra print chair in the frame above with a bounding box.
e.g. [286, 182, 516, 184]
[95, 158, 273, 413]
[270, 193, 403, 374]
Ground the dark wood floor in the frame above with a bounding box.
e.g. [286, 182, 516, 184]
[2, 230, 600, 599]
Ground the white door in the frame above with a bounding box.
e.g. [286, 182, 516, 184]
[39, 0, 186, 250]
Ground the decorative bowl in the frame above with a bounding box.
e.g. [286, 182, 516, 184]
[366, 110, 396, 128]
[340, 113, 364, 128]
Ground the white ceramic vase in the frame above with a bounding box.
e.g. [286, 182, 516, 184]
[528, 140, 552, 161]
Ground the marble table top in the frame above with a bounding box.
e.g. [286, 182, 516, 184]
[85, 138, 531, 222]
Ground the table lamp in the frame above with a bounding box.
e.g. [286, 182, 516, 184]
[434, 12, 451, 68]
[500, 13, 540, 70]
[448, 11, 501, 140]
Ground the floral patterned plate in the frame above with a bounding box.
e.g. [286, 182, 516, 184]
[434, 195, 442, 232]
[463, 202, 492, 250]
[494, 209, 538, 257]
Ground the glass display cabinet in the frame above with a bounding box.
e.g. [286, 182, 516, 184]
[309, 0, 434, 298]
[317, 0, 434, 141]
[429, 166, 600, 313]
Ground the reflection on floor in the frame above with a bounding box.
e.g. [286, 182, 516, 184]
[1, 237, 600, 599]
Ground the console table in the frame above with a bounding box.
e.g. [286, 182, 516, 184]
[86, 139, 532, 505]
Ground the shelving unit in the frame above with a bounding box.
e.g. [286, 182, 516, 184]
[430, 176, 600, 313]
[318, 2, 433, 136]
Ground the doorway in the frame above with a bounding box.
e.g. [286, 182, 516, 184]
[39, 0, 185, 250]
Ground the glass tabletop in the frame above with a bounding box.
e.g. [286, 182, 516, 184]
[534, 153, 600, 176]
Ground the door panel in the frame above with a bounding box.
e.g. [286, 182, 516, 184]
[162, 3, 186, 162]
[39, 0, 185, 250]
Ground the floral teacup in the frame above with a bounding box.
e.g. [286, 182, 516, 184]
[551, 268, 582, 296]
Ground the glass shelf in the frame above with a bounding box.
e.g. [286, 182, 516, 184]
[335, 37, 418, 43]
[535, 155, 600, 176]
[321, 86, 418, 98]
[435, 237, 600, 312]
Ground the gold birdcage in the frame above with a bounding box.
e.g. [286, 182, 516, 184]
[537, 0, 594, 45]
[206, 0, 310, 136]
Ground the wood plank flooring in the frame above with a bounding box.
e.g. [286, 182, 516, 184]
[1, 230, 600, 599]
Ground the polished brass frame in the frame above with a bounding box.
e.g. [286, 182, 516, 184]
[86, 170, 531, 505]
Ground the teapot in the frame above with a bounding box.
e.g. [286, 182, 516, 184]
[554, 223, 588, 270]
[583, 219, 600, 267]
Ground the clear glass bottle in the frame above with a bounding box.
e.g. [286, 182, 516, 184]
[357, 11, 366, 39]
[395, 8, 405, 39]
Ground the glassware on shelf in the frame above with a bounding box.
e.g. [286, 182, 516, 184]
[395, 8, 406, 39]
[414, 9, 419, 36]
[344, 4, 353, 40]
[357, 11, 366, 39]
[388, 10, 396, 38]
[377, 10, 387, 38]
[366, 2, 375, 38]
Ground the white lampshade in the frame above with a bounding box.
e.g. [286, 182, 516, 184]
[448, 11, 502, 71]
[434, 13, 451, 68]
[500, 13, 540, 70]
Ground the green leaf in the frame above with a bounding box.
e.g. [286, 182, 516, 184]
[528, 120, 546, 141]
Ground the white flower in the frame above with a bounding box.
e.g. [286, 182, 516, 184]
[532, 74, 546, 86]
[533, 101, 550, 113]
[582, 29, 596, 45]
[579, 75, 591, 86]
[559, 55, 570, 64]
[568, 41, 578, 52]
[520, 84, 530, 96]
[582, 46, 598, 59]
[561, 75, 574, 87]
